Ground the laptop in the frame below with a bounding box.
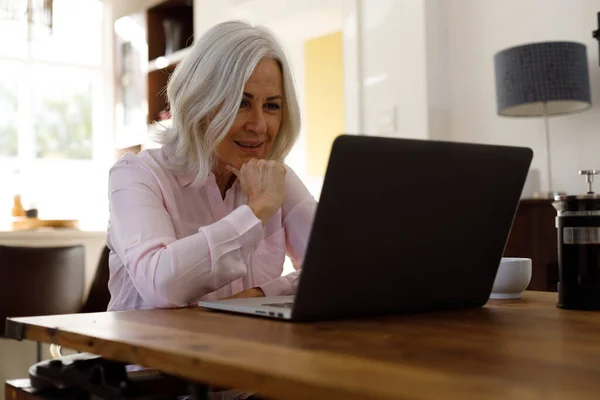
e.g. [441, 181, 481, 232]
[198, 135, 533, 321]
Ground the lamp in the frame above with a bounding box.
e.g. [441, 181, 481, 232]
[0, 0, 53, 41]
[493, 41, 591, 198]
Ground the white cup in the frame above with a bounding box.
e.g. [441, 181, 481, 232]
[490, 258, 532, 299]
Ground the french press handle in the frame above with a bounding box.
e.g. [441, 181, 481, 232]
[579, 170, 600, 194]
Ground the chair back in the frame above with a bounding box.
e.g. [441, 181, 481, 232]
[0, 244, 85, 336]
[79, 245, 111, 313]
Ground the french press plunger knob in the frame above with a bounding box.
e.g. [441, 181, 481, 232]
[579, 170, 600, 194]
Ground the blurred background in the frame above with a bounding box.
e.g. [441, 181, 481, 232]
[3, 0, 600, 395]
[2, 0, 600, 232]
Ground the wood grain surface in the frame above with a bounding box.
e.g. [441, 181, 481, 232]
[6, 291, 600, 400]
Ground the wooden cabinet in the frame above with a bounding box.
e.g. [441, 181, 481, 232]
[504, 199, 559, 292]
[146, 0, 194, 125]
[113, 0, 194, 154]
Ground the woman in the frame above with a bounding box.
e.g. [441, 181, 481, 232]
[106, 20, 317, 312]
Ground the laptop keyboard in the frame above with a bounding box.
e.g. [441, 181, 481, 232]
[262, 302, 294, 309]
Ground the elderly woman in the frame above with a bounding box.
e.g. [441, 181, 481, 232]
[106, 20, 317, 312]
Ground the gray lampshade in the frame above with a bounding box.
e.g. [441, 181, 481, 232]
[494, 41, 591, 117]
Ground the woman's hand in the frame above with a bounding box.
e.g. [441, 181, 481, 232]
[227, 159, 286, 224]
[224, 287, 265, 299]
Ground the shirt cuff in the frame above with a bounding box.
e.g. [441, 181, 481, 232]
[259, 276, 290, 297]
[259, 271, 301, 297]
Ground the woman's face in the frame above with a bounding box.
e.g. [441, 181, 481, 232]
[215, 58, 284, 171]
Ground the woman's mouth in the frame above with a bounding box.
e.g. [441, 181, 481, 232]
[234, 141, 264, 151]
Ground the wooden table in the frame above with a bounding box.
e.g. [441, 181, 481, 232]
[5, 291, 600, 400]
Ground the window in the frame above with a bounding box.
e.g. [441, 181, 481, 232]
[0, 0, 110, 231]
[0, 62, 19, 158]
[31, 65, 97, 159]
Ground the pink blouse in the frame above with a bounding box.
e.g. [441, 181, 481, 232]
[106, 148, 317, 311]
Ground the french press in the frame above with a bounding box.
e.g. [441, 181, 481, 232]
[553, 170, 600, 310]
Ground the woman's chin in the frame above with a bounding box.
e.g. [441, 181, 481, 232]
[239, 154, 264, 163]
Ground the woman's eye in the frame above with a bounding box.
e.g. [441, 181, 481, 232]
[265, 103, 281, 111]
[240, 99, 249, 108]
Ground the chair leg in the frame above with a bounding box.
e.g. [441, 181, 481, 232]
[36, 342, 42, 363]
[187, 383, 209, 400]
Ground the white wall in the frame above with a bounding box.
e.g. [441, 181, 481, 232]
[354, 0, 429, 139]
[424, 0, 600, 195]
[424, 0, 452, 142]
[342, 0, 362, 134]
[344, 0, 600, 195]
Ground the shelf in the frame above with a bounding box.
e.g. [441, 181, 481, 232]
[147, 66, 175, 124]
[146, 0, 194, 61]
[114, 0, 193, 154]
[147, 47, 190, 72]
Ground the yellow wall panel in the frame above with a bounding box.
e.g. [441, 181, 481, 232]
[304, 31, 344, 177]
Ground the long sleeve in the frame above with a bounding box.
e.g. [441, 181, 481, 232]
[108, 160, 263, 308]
[259, 166, 317, 296]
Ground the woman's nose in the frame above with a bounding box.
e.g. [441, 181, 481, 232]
[245, 108, 267, 134]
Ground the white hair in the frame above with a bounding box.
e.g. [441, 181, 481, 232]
[155, 20, 301, 186]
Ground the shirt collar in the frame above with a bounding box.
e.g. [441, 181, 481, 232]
[175, 171, 197, 187]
